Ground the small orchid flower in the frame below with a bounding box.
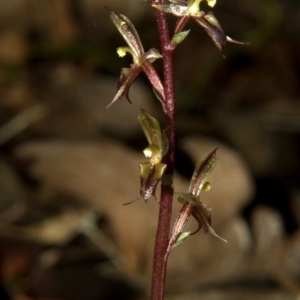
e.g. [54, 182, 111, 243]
[123, 111, 168, 205]
[152, 0, 247, 53]
[105, 8, 165, 110]
[167, 148, 226, 254]
[139, 111, 168, 202]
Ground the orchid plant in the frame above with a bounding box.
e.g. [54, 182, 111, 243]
[105, 1, 246, 299]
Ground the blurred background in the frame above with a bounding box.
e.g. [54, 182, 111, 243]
[0, 0, 300, 299]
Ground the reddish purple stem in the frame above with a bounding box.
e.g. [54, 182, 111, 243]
[150, 2, 176, 300]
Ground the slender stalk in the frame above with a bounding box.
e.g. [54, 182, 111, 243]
[150, 3, 176, 300]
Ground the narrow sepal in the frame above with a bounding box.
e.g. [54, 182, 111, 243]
[138, 112, 164, 152]
[152, 4, 189, 17]
[167, 202, 193, 254]
[189, 148, 218, 197]
[106, 7, 144, 57]
[192, 203, 212, 233]
[226, 36, 249, 45]
[193, 13, 226, 51]
[141, 61, 165, 101]
[105, 65, 141, 110]
[192, 205, 227, 242]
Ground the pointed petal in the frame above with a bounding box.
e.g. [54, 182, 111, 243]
[172, 203, 193, 239]
[192, 205, 227, 242]
[193, 14, 226, 51]
[189, 148, 218, 197]
[167, 202, 193, 253]
[204, 12, 224, 34]
[117, 67, 135, 103]
[106, 7, 144, 57]
[152, 4, 189, 17]
[138, 112, 163, 150]
[226, 36, 249, 45]
[105, 65, 141, 110]
[190, 203, 211, 233]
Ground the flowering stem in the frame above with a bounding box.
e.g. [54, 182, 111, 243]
[150, 2, 175, 300]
